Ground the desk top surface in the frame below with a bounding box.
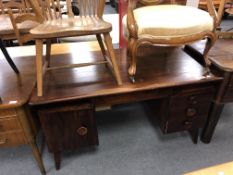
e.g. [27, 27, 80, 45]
[1, 40, 230, 108]
[29, 42, 223, 106]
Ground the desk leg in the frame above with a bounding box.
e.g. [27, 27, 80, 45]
[0, 39, 19, 73]
[188, 129, 199, 144]
[29, 142, 46, 175]
[54, 152, 61, 170]
[201, 102, 224, 143]
[16, 107, 46, 175]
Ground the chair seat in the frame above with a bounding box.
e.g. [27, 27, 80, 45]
[30, 16, 112, 39]
[0, 14, 38, 36]
[123, 5, 214, 39]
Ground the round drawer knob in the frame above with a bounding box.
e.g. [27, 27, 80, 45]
[186, 108, 197, 117]
[183, 121, 192, 130]
[77, 127, 88, 136]
[189, 96, 198, 104]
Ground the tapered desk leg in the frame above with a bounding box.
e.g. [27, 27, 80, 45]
[201, 102, 225, 143]
[0, 39, 19, 73]
[29, 142, 46, 175]
[54, 152, 61, 170]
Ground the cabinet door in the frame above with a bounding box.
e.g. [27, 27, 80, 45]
[38, 103, 98, 152]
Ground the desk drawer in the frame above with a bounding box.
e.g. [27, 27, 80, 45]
[170, 88, 214, 109]
[169, 102, 211, 120]
[0, 131, 26, 147]
[165, 115, 205, 133]
[0, 117, 22, 132]
[0, 109, 17, 119]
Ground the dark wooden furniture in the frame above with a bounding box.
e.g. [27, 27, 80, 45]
[28, 42, 222, 169]
[0, 49, 45, 174]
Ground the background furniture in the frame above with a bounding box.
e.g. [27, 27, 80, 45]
[0, 47, 46, 174]
[199, 39, 233, 143]
[0, 38, 19, 73]
[27, 0, 122, 96]
[0, 0, 39, 72]
[123, 0, 226, 82]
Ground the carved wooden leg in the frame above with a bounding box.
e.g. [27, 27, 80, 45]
[0, 39, 19, 73]
[29, 142, 46, 175]
[46, 39, 51, 67]
[103, 33, 122, 85]
[203, 36, 216, 76]
[201, 103, 224, 143]
[96, 34, 107, 60]
[188, 129, 199, 144]
[128, 38, 138, 83]
[54, 152, 61, 170]
[16, 107, 46, 175]
[36, 39, 43, 96]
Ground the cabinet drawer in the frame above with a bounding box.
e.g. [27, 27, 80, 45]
[38, 103, 98, 152]
[169, 102, 211, 120]
[170, 92, 214, 108]
[165, 115, 206, 133]
[0, 117, 22, 132]
[0, 109, 17, 119]
[0, 131, 26, 147]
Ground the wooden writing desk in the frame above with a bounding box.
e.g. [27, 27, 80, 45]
[28, 41, 222, 169]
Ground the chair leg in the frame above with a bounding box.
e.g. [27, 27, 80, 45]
[96, 34, 107, 60]
[0, 39, 19, 73]
[202, 37, 216, 76]
[127, 38, 138, 83]
[46, 39, 51, 67]
[103, 33, 122, 85]
[36, 39, 44, 97]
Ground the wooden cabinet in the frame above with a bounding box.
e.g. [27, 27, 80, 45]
[38, 102, 98, 170]
[166, 86, 214, 133]
[146, 85, 216, 143]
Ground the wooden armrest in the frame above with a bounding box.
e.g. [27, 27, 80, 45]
[127, 0, 138, 38]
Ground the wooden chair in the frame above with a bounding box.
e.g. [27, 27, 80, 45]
[5, 0, 40, 45]
[0, 0, 39, 73]
[220, 0, 233, 38]
[123, 0, 226, 82]
[27, 0, 123, 96]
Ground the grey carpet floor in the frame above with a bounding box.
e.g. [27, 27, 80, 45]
[0, 102, 233, 175]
